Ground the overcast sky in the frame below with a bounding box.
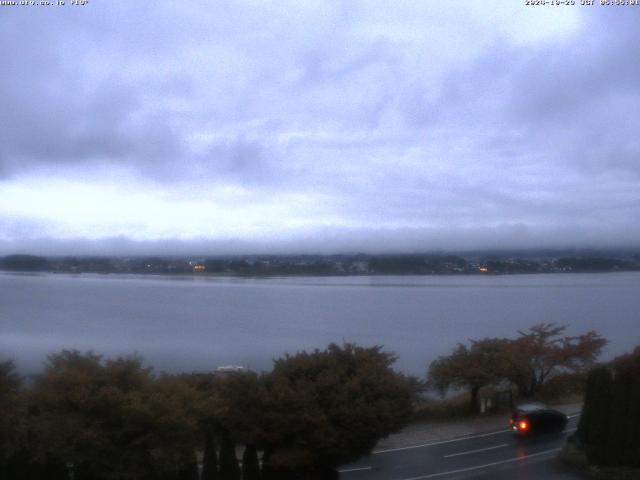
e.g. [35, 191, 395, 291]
[1, 1, 639, 255]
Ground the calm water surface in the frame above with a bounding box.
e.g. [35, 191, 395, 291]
[1, 272, 639, 375]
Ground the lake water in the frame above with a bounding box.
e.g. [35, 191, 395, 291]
[1, 271, 639, 376]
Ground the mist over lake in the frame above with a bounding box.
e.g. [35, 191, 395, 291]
[1, 271, 639, 376]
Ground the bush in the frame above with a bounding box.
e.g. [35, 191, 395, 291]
[0, 344, 417, 480]
[412, 394, 472, 421]
[261, 343, 415, 474]
[576, 346, 640, 470]
[534, 372, 586, 403]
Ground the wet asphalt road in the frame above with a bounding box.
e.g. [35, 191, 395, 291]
[338, 415, 585, 480]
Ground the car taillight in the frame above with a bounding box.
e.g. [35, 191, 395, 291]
[518, 420, 529, 431]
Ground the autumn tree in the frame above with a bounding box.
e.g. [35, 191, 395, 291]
[428, 338, 515, 413]
[428, 325, 607, 408]
[188, 369, 266, 480]
[28, 350, 109, 480]
[260, 343, 415, 478]
[143, 374, 201, 480]
[28, 350, 200, 480]
[0, 360, 22, 477]
[510, 323, 607, 397]
[1, 356, 67, 480]
[213, 371, 265, 457]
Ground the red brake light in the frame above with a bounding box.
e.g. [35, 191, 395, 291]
[518, 420, 529, 431]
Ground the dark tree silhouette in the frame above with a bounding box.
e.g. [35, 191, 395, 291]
[511, 323, 607, 397]
[260, 343, 415, 477]
[218, 435, 240, 480]
[242, 444, 261, 480]
[201, 432, 219, 480]
[428, 338, 515, 412]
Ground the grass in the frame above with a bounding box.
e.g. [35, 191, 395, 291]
[411, 393, 474, 422]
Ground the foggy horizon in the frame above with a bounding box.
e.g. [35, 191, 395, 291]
[1, 235, 639, 258]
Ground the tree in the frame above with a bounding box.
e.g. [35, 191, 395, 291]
[242, 444, 261, 480]
[189, 370, 265, 480]
[176, 449, 199, 480]
[135, 374, 201, 480]
[1, 357, 68, 480]
[0, 360, 21, 397]
[577, 365, 613, 465]
[428, 338, 515, 413]
[28, 350, 200, 480]
[218, 435, 240, 480]
[611, 346, 640, 468]
[201, 432, 219, 480]
[510, 323, 607, 397]
[210, 371, 266, 447]
[0, 360, 22, 478]
[260, 343, 415, 477]
[576, 346, 640, 468]
[28, 350, 108, 480]
[0, 254, 48, 271]
[605, 366, 630, 466]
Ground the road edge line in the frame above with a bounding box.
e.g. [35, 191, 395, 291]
[396, 447, 562, 480]
[373, 428, 512, 454]
[443, 443, 508, 458]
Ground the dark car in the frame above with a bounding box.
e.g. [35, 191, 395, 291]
[509, 403, 568, 436]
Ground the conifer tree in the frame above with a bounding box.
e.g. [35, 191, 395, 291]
[201, 432, 219, 480]
[218, 436, 240, 480]
[260, 449, 276, 480]
[177, 450, 199, 480]
[613, 346, 640, 468]
[578, 365, 613, 465]
[241, 444, 261, 480]
[605, 372, 630, 466]
[624, 379, 640, 467]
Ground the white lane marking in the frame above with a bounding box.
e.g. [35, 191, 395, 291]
[373, 429, 511, 454]
[443, 443, 508, 459]
[396, 447, 562, 480]
[564, 427, 577, 433]
[338, 466, 372, 473]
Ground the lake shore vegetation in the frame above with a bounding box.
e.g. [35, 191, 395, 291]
[0, 343, 417, 480]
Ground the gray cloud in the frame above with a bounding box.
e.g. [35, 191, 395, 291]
[0, 2, 639, 253]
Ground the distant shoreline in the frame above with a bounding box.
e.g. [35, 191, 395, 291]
[2, 267, 639, 279]
[2, 250, 640, 279]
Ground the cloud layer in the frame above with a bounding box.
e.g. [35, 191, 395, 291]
[1, 2, 639, 254]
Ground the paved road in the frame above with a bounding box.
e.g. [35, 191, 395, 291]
[339, 415, 584, 480]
